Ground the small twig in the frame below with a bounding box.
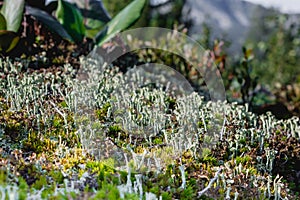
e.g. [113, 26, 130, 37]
[198, 166, 223, 197]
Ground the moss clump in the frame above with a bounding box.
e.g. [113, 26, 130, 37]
[0, 110, 34, 142]
[95, 102, 111, 122]
[22, 132, 58, 154]
[91, 183, 121, 200]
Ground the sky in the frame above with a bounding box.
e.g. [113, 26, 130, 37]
[243, 0, 300, 14]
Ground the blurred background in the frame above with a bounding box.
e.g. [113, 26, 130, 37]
[101, 0, 300, 118]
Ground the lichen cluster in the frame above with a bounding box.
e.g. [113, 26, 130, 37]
[0, 58, 299, 199]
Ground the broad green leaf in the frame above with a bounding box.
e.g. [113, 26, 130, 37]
[0, 30, 19, 52]
[96, 0, 146, 46]
[56, 0, 111, 38]
[0, 0, 25, 32]
[26, 6, 73, 41]
[85, 19, 106, 38]
[56, 0, 86, 43]
[0, 13, 7, 30]
[68, 0, 111, 23]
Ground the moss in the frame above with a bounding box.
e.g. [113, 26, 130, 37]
[160, 192, 172, 200]
[180, 185, 196, 200]
[1, 59, 300, 199]
[22, 131, 58, 154]
[108, 125, 123, 136]
[101, 158, 115, 169]
[18, 176, 28, 192]
[59, 101, 68, 108]
[0, 110, 33, 143]
[91, 182, 122, 200]
[282, 135, 287, 141]
[133, 145, 144, 154]
[32, 175, 47, 190]
[153, 137, 163, 145]
[239, 138, 247, 145]
[95, 102, 111, 121]
[165, 96, 176, 112]
[235, 155, 252, 165]
[41, 185, 56, 199]
[85, 161, 118, 186]
[59, 148, 92, 171]
[0, 170, 7, 186]
[48, 170, 64, 184]
[198, 119, 210, 129]
[55, 191, 77, 199]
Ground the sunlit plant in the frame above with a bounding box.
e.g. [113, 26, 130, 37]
[0, 0, 24, 53]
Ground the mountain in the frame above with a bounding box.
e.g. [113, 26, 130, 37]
[182, 0, 300, 54]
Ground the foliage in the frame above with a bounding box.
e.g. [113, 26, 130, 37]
[195, 21, 296, 118]
[102, 0, 189, 29]
[239, 13, 299, 117]
[228, 47, 258, 107]
[247, 14, 300, 89]
[0, 0, 24, 32]
[95, 0, 146, 46]
[56, 0, 86, 43]
[0, 0, 24, 53]
[27, 0, 146, 46]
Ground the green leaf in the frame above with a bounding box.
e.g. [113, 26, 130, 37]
[0, 0, 25, 32]
[96, 0, 146, 46]
[56, 0, 86, 43]
[0, 13, 7, 30]
[0, 30, 19, 53]
[85, 19, 106, 38]
[55, 0, 111, 38]
[68, 0, 111, 23]
[26, 6, 73, 41]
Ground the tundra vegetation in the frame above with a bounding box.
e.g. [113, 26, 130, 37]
[0, 0, 299, 199]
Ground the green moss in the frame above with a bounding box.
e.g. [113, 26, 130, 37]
[0, 170, 7, 186]
[53, 115, 63, 128]
[41, 184, 56, 199]
[161, 191, 172, 200]
[153, 137, 163, 145]
[91, 183, 120, 200]
[264, 143, 269, 148]
[108, 125, 123, 135]
[290, 182, 296, 190]
[48, 170, 64, 184]
[95, 102, 111, 121]
[102, 158, 115, 169]
[55, 191, 77, 199]
[198, 119, 210, 129]
[180, 185, 196, 200]
[32, 175, 47, 190]
[18, 176, 28, 193]
[150, 185, 160, 195]
[22, 131, 57, 154]
[235, 155, 252, 165]
[239, 138, 247, 145]
[0, 110, 31, 143]
[201, 148, 211, 158]
[282, 135, 287, 141]
[165, 96, 176, 112]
